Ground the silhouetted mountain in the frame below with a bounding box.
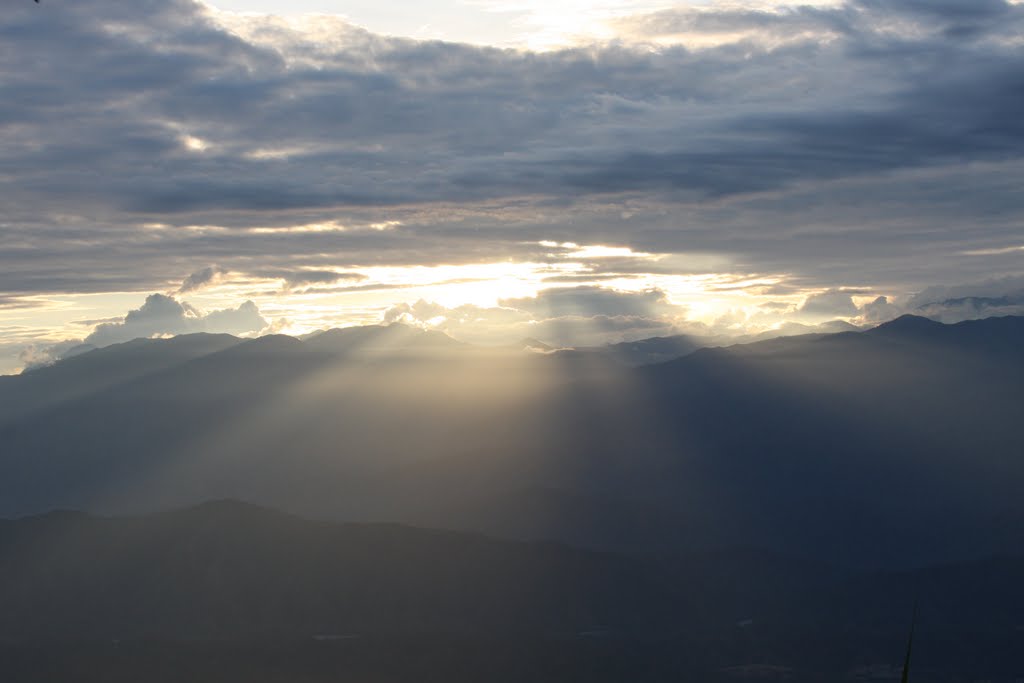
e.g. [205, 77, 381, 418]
[0, 501, 696, 641]
[1, 316, 1023, 569]
[865, 313, 1024, 353]
[592, 333, 706, 366]
[749, 319, 863, 340]
[0, 333, 243, 424]
[866, 313, 946, 337]
[303, 322, 463, 355]
[1, 503, 1022, 683]
[576, 320, 864, 367]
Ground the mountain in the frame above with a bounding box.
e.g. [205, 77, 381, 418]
[1, 316, 1023, 568]
[0, 501, 691, 641]
[302, 323, 463, 355]
[0, 333, 243, 424]
[0, 323, 462, 428]
[747, 319, 864, 340]
[1, 502, 1022, 683]
[591, 333, 706, 366]
[576, 320, 865, 367]
[626, 315, 1024, 566]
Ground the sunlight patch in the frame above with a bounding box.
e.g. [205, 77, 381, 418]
[180, 135, 210, 153]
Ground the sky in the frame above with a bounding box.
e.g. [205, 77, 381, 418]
[203, 0, 712, 49]
[2, 0, 1024, 373]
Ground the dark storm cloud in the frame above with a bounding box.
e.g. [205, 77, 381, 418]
[1, 0, 1023, 297]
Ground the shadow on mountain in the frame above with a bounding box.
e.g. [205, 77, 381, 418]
[1, 316, 1023, 570]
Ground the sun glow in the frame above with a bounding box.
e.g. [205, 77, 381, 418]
[180, 135, 209, 152]
[0, 257, 881, 374]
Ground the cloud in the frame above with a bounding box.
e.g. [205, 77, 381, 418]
[614, 0, 1017, 43]
[384, 300, 455, 326]
[611, 6, 854, 43]
[386, 272, 1024, 347]
[793, 277, 1024, 327]
[178, 266, 227, 293]
[383, 286, 684, 347]
[13, 293, 270, 372]
[798, 289, 861, 319]
[201, 300, 269, 336]
[499, 286, 678, 320]
[777, 289, 907, 327]
[905, 276, 1024, 323]
[860, 295, 902, 323]
[82, 294, 268, 350]
[276, 270, 366, 290]
[0, 0, 1023, 339]
[18, 340, 92, 373]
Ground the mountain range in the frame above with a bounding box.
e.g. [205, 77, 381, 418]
[2, 315, 1023, 569]
[3, 315, 1024, 680]
[1, 500, 1022, 681]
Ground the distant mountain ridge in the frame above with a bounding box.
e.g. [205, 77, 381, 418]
[12, 313, 1013, 383]
[1, 315, 1023, 569]
[303, 323, 463, 354]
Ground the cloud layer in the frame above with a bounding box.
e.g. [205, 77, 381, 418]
[2, 0, 1024, 370]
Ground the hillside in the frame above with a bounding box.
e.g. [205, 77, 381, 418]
[0, 317, 1022, 567]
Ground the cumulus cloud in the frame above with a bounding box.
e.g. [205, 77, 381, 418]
[795, 290, 910, 327]
[200, 301, 269, 336]
[84, 294, 268, 348]
[798, 289, 862, 319]
[380, 274, 1024, 349]
[385, 300, 455, 326]
[383, 286, 684, 347]
[16, 294, 271, 371]
[860, 295, 902, 324]
[500, 287, 679, 320]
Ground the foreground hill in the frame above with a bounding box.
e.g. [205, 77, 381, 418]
[0, 502, 1022, 682]
[0, 501, 690, 640]
[1, 316, 1023, 568]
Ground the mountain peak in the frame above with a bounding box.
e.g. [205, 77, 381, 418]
[868, 314, 944, 336]
[162, 499, 287, 522]
[303, 323, 460, 354]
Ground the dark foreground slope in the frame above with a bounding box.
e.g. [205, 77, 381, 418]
[0, 501, 690, 640]
[1, 316, 1023, 568]
[0, 502, 1022, 683]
